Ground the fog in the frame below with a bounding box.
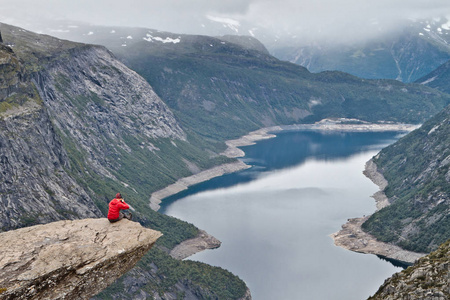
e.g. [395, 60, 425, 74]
[1, 0, 450, 44]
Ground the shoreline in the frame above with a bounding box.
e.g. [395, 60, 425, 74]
[152, 119, 419, 260]
[169, 230, 221, 260]
[330, 158, 427, 264]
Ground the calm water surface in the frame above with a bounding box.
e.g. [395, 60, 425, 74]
[161, 131, 404, 300]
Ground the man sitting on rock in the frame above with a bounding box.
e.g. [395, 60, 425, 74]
[107, 193, 132, 222]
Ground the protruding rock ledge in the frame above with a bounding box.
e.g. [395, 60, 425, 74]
[0, 218, 162, 300]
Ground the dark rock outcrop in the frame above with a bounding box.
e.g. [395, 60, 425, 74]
[0, 218, 162, 300]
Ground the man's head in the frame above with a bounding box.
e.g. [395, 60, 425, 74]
[116, 193, 122, 199]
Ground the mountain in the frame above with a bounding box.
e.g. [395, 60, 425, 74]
[416, 59, 450, 93]
[100, 30, 450, 142]
[271, 18, 450, 83]
[0, 23, 249, 299]
[362, 104, 450, 253]
[8, 15, 450, 83]
[369, 239, 450, 299]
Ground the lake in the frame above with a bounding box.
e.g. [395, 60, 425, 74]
[161, 131, 404, 300]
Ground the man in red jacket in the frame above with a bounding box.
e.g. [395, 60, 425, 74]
[107, 193, 132, 222]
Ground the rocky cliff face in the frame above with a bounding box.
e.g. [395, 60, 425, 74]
[0, 218, 162, 300]
[0, 35, 103, 230]
[369, 239, 450, 299]
[32, 43, 186, 179]
[0, 23, 187, 231]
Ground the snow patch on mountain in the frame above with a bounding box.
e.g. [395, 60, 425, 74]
[206, 15, 240, 33]
[143, 33, 180, 44]
[442, 20, 450, 30]
[420, 76, 437, 85]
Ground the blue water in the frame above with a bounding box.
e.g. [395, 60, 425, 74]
[161, 131, 404, 300]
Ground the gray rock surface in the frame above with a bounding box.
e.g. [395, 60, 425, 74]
[0, 41, 103, 230]
[0, 218, 162, 300]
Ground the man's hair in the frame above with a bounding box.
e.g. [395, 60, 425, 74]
[116, 193, 122, 199]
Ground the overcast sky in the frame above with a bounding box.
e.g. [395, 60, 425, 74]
[2, 0, 450, 44]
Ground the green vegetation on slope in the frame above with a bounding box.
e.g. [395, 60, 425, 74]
[362, 105, 450, 253]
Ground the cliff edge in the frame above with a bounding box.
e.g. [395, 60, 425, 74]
[0, 218, 162, 300]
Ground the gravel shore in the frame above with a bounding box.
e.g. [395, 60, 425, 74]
[331, 158, 427, 264]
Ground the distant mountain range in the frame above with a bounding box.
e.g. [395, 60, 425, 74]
[35, 22, 450, 140]
[86, 27, 450, 143]
[20, 16, 450, 83]
[272, 18, 450, 82]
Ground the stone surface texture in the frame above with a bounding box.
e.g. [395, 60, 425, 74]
[0, 218, 162, 300]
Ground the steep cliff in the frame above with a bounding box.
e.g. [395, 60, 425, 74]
[0, 218, 162, 300]
[362, 104, 450, 253]
[369, 239, 450, 299]
[0, 34, 102, 230]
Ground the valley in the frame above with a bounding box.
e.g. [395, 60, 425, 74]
[0, 14, 450, 299]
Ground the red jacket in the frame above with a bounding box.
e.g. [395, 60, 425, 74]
[107, 198, 130, 220]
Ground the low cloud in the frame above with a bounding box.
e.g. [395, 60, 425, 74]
[1, 0, 450, 45]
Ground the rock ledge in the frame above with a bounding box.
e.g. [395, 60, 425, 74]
[0, 218, 162, 300]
